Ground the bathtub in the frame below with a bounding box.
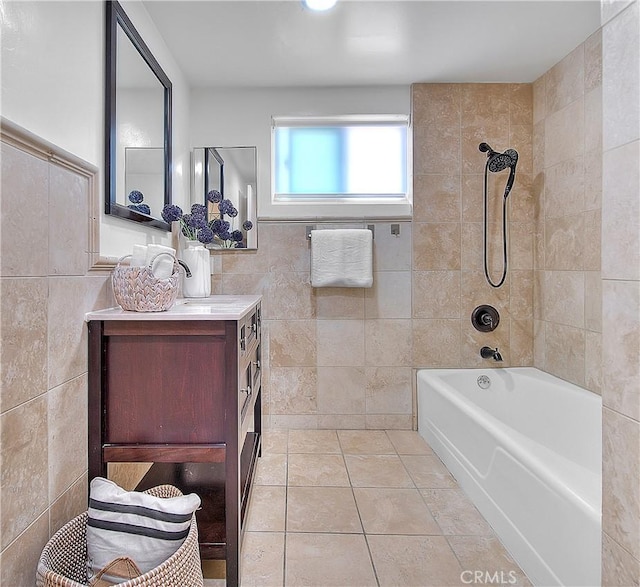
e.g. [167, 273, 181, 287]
[417, 367, 601, 587]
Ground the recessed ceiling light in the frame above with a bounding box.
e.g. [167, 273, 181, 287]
[302, 0, 337, 12]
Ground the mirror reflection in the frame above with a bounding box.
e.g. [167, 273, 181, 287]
[192, 146, 258, 250]
[124, 148, 164, 215]
[105, 0, 172, 230]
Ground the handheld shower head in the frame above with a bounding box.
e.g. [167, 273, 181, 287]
[488, 153, 512, 173]
[486, 148, 518, 173]
[480, 142, 518, 173]
[479, 143, 519, 198]
[504, 148, 519, 164]
[502, 149, 518, 198]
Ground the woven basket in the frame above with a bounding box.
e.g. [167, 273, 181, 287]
[112, 254, 179, 312]
[36, 485, 204, 587]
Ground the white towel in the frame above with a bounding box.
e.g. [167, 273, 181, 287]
[310, 229, 373, 288]
[145, 244, 176, 279]
[131, 244, 148, 267]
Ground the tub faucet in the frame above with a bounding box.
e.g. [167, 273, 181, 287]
[480, 346, 503, 362]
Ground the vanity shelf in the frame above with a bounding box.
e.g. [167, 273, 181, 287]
[86, 296, 262, 587]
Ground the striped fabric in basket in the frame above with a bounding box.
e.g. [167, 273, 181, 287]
[86, 478, 201, 583]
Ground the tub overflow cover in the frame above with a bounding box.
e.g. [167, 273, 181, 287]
[477, 375, 491, 389]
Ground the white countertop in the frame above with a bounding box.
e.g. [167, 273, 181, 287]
[85, 295, 262, 321]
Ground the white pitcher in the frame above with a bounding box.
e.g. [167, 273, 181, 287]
[182, 240, 211, 298]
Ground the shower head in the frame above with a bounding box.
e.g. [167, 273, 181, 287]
[480, 142, 519, 172]
[479, 143, 519, 198]
[488, 149, 518, 173]
[482, 144, 519, 172]
[487, 153, 512, 173]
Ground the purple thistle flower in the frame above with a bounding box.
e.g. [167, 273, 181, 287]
[186, 213, 207, 229]
[219, 230, 232, 241]
[197, 226, 214, 244]
[191, 203, 207, 217]
[221, 220, 231, 232]
[210, 219, 223, 234]
[218, 199, 235, 215]
[206, 190, 222, 203]
[128, 190, 144, 204]
[242, 220, 253, 231]
[231, 230, 243, 242]
[161, 204, 183, 223]
[227, 206, 238, 218]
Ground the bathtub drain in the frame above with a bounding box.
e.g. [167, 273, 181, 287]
[477, 375, 491, 389]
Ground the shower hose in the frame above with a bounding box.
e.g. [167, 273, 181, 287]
[483, 160, 509, 289]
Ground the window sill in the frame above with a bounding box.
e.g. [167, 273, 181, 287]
[259, 199, 412, 221]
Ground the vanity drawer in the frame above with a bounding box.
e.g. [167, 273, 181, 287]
[239, 344, 260, 423]
[239, 305, 261, 356]
[252, 343, 261, 391]
[251, 305, 261, 343]
[239, 362, 252, 418]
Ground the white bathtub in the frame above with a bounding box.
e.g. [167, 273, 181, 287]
[417, 367, 601, 587]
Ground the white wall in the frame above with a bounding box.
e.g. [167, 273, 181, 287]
[189, 86, 410, 220]
[1, 0, 104, 165]
[0, 0, 191, 260]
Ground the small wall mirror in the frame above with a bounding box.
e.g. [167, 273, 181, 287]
[105, 0, 172, 231]
[192, 147, 258, 249]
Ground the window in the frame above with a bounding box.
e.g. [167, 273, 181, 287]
[272, 115, 409, 203]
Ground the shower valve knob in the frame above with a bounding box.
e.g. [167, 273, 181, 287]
[471, 305, 500, 332]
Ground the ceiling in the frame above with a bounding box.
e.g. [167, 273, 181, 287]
[143, 0, 601, 89]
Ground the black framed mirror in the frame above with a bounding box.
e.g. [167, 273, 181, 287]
[105, 0, 172, 231]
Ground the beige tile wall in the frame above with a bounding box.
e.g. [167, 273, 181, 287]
[411, 83, 534, 371]
[600, 0, 640, 583]
[215, 221, 415, 430]
[213, 83, 534, 430]
[532, 31, 603, 394]
[0, 125, 113, 585]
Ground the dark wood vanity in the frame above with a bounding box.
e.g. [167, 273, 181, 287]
[87, 296, 262, 586]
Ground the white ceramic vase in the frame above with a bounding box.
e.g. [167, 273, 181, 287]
[182, 240, 211, 298]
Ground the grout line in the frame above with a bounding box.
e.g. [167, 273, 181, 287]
[282, 432, 289, 587]
[342, 436, 381, 587]
[271, 429, 532, 586]
[281, 529, 287, 587]
[363, 532, 382, 587]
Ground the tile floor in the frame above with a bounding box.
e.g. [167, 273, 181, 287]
[203, 429, 531, 587]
